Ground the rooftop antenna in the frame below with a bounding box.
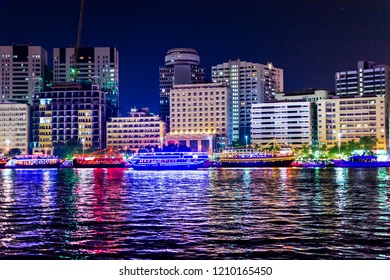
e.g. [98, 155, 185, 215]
[73, 0, 85, 81]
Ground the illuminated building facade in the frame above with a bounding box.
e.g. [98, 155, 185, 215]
[0, 45, 47, 104]
[251, 101, 314, 148]
[31, 82, 107, 154]
[0, 102, 30, 155]
[317, 96, 388, 150]
[336, 61, 390, 97]
[159, 48, 206, 125]
[106, 107, 166, 153]
[168, 83, 233, 151]
[212, 60, 283, 143]
[53, 47, 119, 117]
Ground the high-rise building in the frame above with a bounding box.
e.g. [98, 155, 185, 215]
[317, 96, 388, 150]
[167, 83, 233, 151]
[252, 101, 314, 148]
[53, 47, 119, 117]
[274, 89, 331, 147]
[0, 102, 31, 155]
[212, 60, 283, 143]
[0, 45, 48, 104]
[159, 48, 206, 125]
[107, 107, 166, 153]
[336, 61, 390, 98]
[31, 82, 107, 154]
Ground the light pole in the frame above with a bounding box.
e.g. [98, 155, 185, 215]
[245, 135, 248, 148]
[160, 136, 164, 151]
[5, 139, 10, 158]
[338, 133, 341, 155]
[81, 138, 85, 159]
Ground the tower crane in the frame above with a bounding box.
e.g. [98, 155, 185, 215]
[73, 0, 85, 82]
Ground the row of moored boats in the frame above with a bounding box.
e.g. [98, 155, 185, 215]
[1, 147, 390, 169]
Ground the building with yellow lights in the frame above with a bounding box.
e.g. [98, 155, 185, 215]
[31, 82, 107, 155]
[167, 83, 233, 151]
[0, 102, 30, 155]
[106, 107, 166, 153]
[317, 96, 388, 150]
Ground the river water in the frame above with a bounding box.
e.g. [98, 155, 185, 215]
[0, 167, 389, 259]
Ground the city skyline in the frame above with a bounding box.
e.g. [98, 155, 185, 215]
[1, 0, 390, 114]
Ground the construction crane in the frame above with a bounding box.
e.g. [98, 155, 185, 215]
[73, 0, 85, 82]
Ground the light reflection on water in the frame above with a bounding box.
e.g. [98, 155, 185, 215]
[0, 168, 390, 259]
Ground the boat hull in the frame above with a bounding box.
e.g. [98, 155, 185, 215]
[333, 160, 390, 168]
[6, 163, 62, 169]
[131, 162, 205, 170]
[220, 158, 295, 168]
[73, 160, 127, 168]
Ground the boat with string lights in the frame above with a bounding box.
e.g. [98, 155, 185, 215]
[5, 155, 62, 168]
[0, 158, 8, 168]
[130, 152, 209, 170]
[73, 147, 127, 168]
[219, 139, 298, 168]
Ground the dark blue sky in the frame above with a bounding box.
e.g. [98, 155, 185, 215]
[2, 0, 390, 115]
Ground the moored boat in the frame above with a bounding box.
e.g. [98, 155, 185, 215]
[73, 147, 127, 168]
[5, 155, 62, 168]
[130, 152, 209, 170]
[292, 160, 327, 168]
[0, 158, 8, 168]
[219, 140, 298, 168]
[333, 155, 390, 168]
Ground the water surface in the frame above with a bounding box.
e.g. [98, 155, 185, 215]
[0, 168, 389, 259]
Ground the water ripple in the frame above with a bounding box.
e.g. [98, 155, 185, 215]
[0, 168, 390, 259]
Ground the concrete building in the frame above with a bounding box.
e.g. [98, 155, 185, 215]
[0, 103, 30, 155]
[106, 107, 166, 153]
[317, 96, 387, 150]
[251, 101, 314, 148]
[274, 89, 331, 147]
[275, 89, 330, 102]
[32, 82, 107, 154]
[0, 45, 47, 104]
[168, 83, 233, 151]
[336, 61, 390, 98]
[212, 60, 283, 143]
[53, 47, 119, 118]
[159, 48, 206, 125]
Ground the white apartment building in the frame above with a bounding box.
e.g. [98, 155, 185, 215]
[53, 47, 119, 117]
[212, 60, 283, 143]
[336, 61, 390, 97]
[0, 45, 47, 104]
[317, 96, 387, 150]
[168, 83, 233, 150]
[0, 103, 30, 155]
[251, 101, 313, 148]
[106, 108, 166, 152]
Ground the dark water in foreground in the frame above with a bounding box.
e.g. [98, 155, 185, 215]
[0, 167, 389, 259]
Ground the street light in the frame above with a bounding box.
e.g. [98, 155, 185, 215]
[81, 138, 85, 159]
[245, 135, 248, 148]
[338, 133, 341, 155]
[5, 139, 10, 157]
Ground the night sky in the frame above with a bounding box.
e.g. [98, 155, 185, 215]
[1, 0, 390, 115]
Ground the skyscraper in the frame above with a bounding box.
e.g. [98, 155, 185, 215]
[159, 48, 206, 125]
[212, 60, 283, 144]
[53, 47, 119, 117]
[0, 45, 47, 104]
[336, 61, 390, 98]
